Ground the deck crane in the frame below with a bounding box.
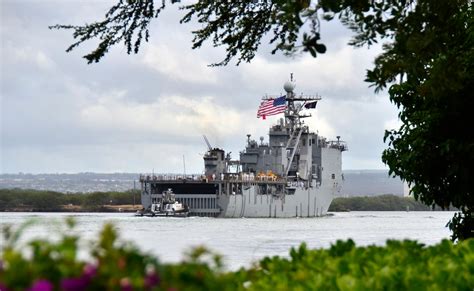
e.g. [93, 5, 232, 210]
[203, 135, 213, 151]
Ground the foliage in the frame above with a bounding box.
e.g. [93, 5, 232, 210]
[1, 219, 473, 290]
[0, 189, 140, 212]
[243, 239, 474, 290]
[48, 0, 435, 66]
[359, 1, 472, 240]
[0, 219, 235, 290]
[180, 0, 325, 66]
[328, 194, 443, 212]
[49, 0, 167, 64]
[312, 0, 473, 240]
[50, 0, 327, 65]
[0, 189, 64, 211]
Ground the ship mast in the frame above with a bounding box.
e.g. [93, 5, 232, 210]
[283, 73, 321, 134]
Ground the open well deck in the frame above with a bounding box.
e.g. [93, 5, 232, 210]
[140, 175, 293, 217]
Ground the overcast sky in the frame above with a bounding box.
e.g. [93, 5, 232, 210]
[0, 0, 400, 174]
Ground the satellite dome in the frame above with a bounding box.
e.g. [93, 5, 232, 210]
[283, 80, 296, 93]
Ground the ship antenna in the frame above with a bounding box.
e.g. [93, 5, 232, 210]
[290, 73, 293, 82]
[183, 155, 186, 177]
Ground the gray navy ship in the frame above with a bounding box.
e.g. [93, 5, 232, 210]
[139, 76, 347, 217]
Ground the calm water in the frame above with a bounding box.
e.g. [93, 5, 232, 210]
[0, 211, 454, 270]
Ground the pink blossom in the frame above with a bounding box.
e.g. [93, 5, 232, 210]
[120, 277, 132, 291]
[82, 263, 97, 279]
[29, 280, 53, 291]
[144, 271, 160, 289]
[60, 277, 89, 291]
[0, 282, 10, 291]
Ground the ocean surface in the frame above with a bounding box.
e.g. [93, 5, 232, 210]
[0, 211, 453, 270]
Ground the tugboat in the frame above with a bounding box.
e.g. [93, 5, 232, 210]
[138, 75, 347, 217]
[136, 188, 189, 217]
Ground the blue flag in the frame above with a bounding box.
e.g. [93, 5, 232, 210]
[273, 96, 286, 106]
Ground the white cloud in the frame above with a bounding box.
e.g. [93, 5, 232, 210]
[79, 93, 249, 141]
[6, 43, 56, 71]
[141, 44, 218, 84]
[239, 38, 378, 97]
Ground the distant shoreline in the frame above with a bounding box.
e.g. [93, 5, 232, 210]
[1, 204, 142, 213]
[328, 195, 449, 212]
[0, 189, 450, 213]
[0, 170, 404, 196]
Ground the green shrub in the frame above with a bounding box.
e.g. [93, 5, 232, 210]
[1, 219, 473, 290]
[0, 189, 140, 211]
[243, 240, 473, 290]
[328, 194, 445, 212]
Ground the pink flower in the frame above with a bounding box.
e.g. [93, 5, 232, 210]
[144, 271, 160, 289]
[120, 278, 132, 291]
[29, 280, 53, 291]
[60, 264, 97, 291]
[60, 277, 89, 291]
[0, 282, 10, 291]
[82, 263, 97, 279]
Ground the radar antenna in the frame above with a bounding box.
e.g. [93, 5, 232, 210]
[203, 135, 212, 151]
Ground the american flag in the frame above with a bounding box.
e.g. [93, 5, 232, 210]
[257, 96, 287, 119]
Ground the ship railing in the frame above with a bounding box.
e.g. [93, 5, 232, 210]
[262, 94, 321, 100]
[286, 181, 307, 188]
[139, 174, 204, 182]
[218, 173, 284, 183]
[139, 173, 286, 183]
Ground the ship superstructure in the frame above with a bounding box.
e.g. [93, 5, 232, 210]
[139, 76, 347, 217]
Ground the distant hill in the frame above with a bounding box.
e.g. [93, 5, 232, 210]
[0, 173, 138, 193]
[0, 170, 403, 196]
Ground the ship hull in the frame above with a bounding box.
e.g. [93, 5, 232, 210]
[218, 146, 342, 218]
[140, 180, 338, 218]
[217, 183, 335, 218]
